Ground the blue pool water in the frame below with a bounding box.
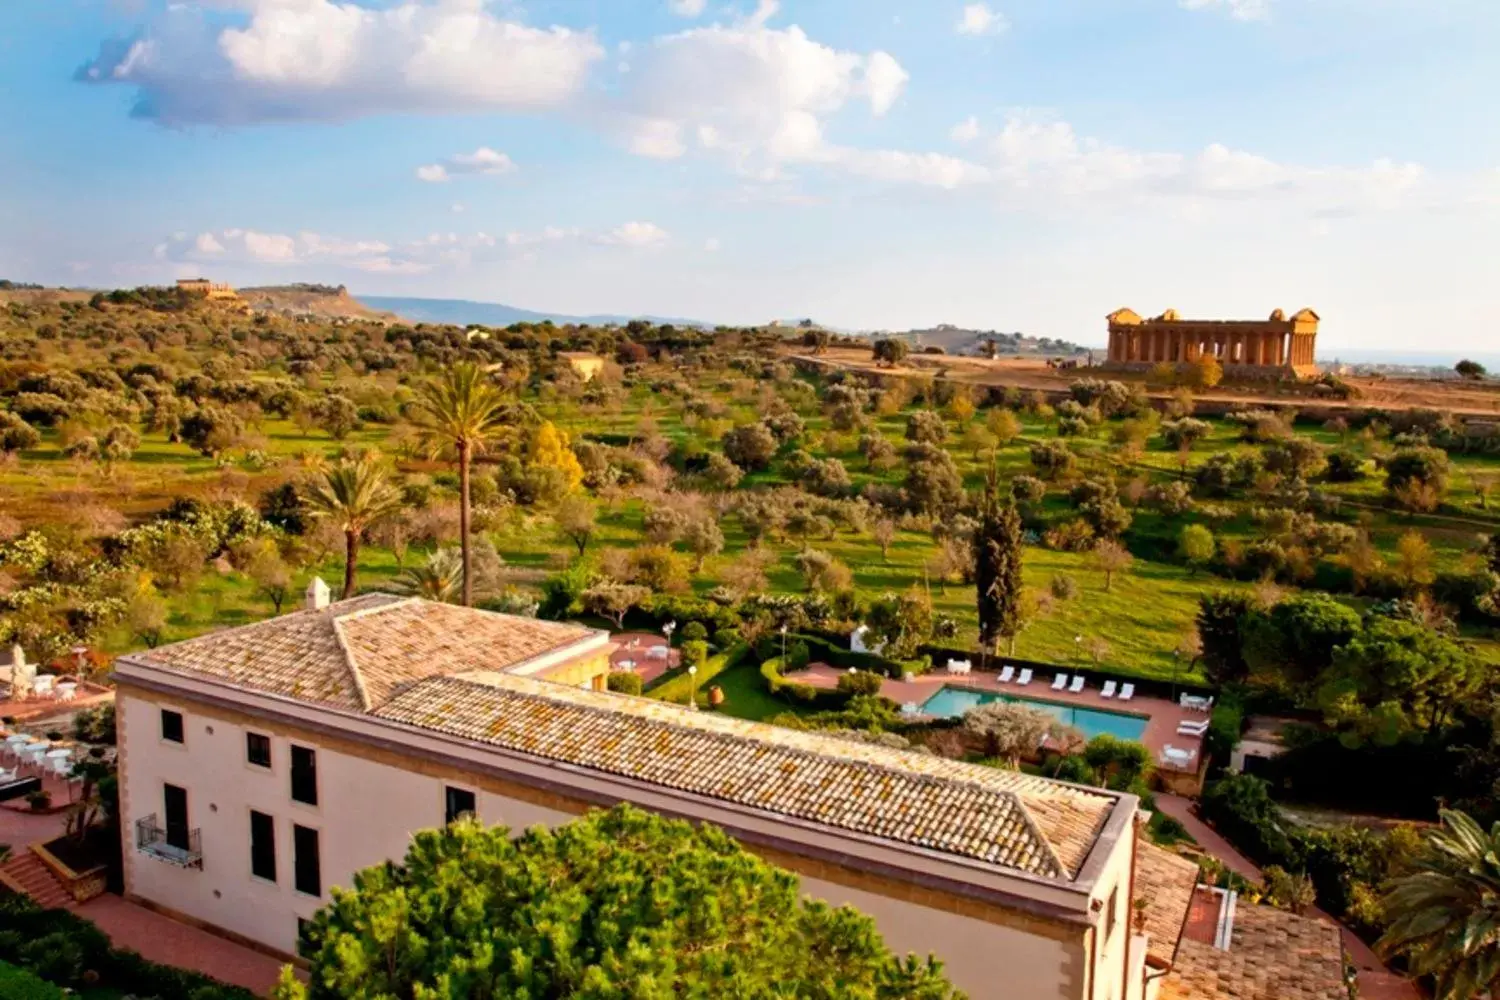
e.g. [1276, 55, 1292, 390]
[920, 687, 1148, 742]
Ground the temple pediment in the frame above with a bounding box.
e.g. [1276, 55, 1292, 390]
[1106, 308, 1143, 325]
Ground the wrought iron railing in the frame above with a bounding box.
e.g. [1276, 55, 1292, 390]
[134, 814, 202, 869]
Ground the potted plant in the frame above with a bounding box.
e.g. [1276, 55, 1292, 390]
[27, 788, 51, 812]
[707, 685, 725, 709]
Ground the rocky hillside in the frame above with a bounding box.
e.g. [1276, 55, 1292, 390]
[238, 283, 396, 321]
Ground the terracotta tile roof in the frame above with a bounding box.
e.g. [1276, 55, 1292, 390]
[375, 671, 1122, 882]
[1159, 902, 1346, 1000]
[125, 595, 600, 712]
[1134, 842, 1199, 965]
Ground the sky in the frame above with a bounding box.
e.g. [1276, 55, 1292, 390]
[1, 0, 1497, 350]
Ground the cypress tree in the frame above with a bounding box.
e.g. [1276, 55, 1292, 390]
[975, 477, 1024, 655]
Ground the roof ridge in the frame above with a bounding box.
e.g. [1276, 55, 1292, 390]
[327, 597, 416, 711]
[415, 673, 1068, 879]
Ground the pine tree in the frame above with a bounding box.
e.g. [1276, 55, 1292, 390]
[975, 476, 1023, 656]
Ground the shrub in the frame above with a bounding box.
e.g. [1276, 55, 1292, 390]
[1049, 573, 1079, 600]
[680, 621, 709, 642]
[606, 671, 643, 696]
[679, 639, 709, 669]
[836, 671, 884, 697]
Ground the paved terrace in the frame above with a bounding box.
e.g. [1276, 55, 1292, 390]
[796, 663, 1208, 773]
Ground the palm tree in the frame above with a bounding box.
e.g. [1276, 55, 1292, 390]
[393, 548, 463, 604]
[304, 458, 406, 600]
[1378, 809, 1500, 1000]
[409, 363, 513, 607]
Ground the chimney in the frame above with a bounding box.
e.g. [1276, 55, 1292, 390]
[305, 577, 331, 612]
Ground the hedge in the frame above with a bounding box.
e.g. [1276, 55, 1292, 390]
[758, 655, 849, 709]
[648, 643, 749, 704]
[0, 894, 254, 999]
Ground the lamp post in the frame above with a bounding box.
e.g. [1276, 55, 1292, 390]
[663, 620, 676, 643]
[687, 666, 699, 711]
[1074, 635, 1083, 666]
[780, 624, 788, 662]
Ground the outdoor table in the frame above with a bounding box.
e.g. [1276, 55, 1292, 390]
[56, 681, 78, 701]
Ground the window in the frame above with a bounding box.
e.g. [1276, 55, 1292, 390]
[290, 745, 318, 806]
[246, 732, 272, 769]
[1105, 887, 1119, 943]
[250, 811, 276, 882]
[293, 824, 320, 897]
[163, 783, 189, 851]
[444, 786, 476, 825]
[160, 709, 184, 744]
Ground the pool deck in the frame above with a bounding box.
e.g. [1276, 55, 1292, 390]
[797, 663, 1208, 773]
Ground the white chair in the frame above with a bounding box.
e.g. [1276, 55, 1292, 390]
[1017, 668, 1033, 686]
[1100, 680, 1117, 699]
[1051, 673, 1068, 691]
[46, 750, 73, 780]
[32, 675, 56, 699]
[1178, 719, 1210, 736]
[901, 702, 920, 716]
[1119, 683, 1135, 701]
[998, 666, 1015, 684]
[56, 681, 77, 702]
[1068, 675, 1086, 694]
[0, 767, 16, 785]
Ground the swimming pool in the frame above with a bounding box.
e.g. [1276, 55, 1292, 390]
[919, 687, 1148, 742]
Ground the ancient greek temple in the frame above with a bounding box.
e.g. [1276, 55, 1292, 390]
[1104, 307, 1319, 378]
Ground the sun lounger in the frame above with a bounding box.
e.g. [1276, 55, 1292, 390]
[1017, 668, 1033, 686]
[1068, 675, 1086, 694]
[1051, 673, 1068, 691]
[1100, 680, 1117, 699]
[1177, 719, 1210, 736]
[998, 665, 1015, 683]
[1119, 683, 1135, 701]
[901, 702, 921, 716]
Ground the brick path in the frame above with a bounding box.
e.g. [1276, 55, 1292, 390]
[1156, 794, 1422, 1000]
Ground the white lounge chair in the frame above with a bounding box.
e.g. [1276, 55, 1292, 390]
[998, 665, 1015, 684]
[1068, 675, 1086, 694]
[1100, 680, 1117, 699]
[1017, 668, 1034, 686]
[1178, 719, 1210, 736]
[1119, 683, 1135, 701]
[901, 702, 921, 716]
[1051, 673, 1068, 691]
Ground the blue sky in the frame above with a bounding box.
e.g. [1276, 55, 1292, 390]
[2, 0, 1497, 350]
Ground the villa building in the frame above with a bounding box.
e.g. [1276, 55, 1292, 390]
[111, 587, 1340, 1000]
[1105, 308, 1319, 379]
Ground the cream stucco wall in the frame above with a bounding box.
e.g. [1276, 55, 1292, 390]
[1087, 825, 1143, 1000]
[799, 874, 1084, 1000]
[119, 690, 574, 956]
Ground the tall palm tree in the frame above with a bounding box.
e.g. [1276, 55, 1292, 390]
[304, 458, 406, 600]
[409, 363, 513, 607]
[1378, 809, 1500, 1000]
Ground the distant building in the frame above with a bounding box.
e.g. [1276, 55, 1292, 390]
[557, 351, 605, 381]
[175, 278, 240, 301]
[1105, 307, 1319, 378]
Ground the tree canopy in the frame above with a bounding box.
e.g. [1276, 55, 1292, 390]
[277, 805, 960, 1000]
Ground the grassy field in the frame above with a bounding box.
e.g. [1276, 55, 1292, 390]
[8, 371, 1500, 680]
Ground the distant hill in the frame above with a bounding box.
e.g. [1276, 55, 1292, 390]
[885, 324, 1090, 358]
[359, 295, 710, 329]
[239, 284, 395, 321]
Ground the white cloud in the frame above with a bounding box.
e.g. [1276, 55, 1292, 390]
[956, 3, 1007, 36]
[950, 116, 981, 143]
[980, 112, 1429, 215]
[416, 147, 516, 182]
[704, 237, 721, 252]
[616, 14, 911, 182]
[1179, 0, 1272, 22]
[194, 232, 225, 254]
[599, 221, 671, 247]
[668, 0, 707, 16]
[78, 0, 604, 125]
[837, 149, 991, 189]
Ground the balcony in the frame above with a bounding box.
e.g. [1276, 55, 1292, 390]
[135, 814, 202, 870]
